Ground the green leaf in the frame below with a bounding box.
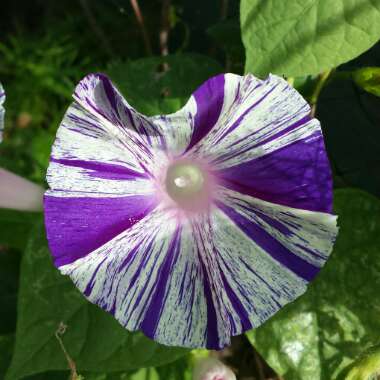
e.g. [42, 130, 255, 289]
[353, 67, 380, 97]
[6, 220, 188, 380]
[318, 69, 380, 198]
[241, 0, 380, 77]
[106, 54, 223, 115]
[344, 344, 380, 380]
[0, 209, 39, 250]
[0, 250, 21, 334]
[0, 335, 14, 379]
[246, 189, 380, 380]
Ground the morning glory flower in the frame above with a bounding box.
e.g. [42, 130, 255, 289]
[193, 357, 236, 380]
[0, 82, 5, 141]
[0, 83, 44, 211]
[44, 73, 338, 349]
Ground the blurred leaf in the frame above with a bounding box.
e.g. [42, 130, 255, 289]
[24, 371, 70, 380]
[6, 220, 188, 380]
[0, 335, 14, 379]
[128, 368, 159, 380]
[207, 19, 245, 73]
[344, 344, 380, 380]
[155, 355, 192, 380]
[28, 130, 55, 182]
[106, 53, 223, 115]
[0, 250, 21, 334]
[318, 72, 380, 197]
[247, 189, 380, 380]
[0, 209, 38, 250]
[241, 0, 380, 77]
[353, 67, 380, 97]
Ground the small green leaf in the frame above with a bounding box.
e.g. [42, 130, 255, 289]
[345, 344, 380, 380]
[247, 189, 380, 380]
[106, 54, 223, 115]
[353, 67, 380, 97]
[241, 0, 380, 77]
[6, 220, 188, 380]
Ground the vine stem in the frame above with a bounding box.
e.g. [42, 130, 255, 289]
[130, 0, 153, 55]
[159, 0, 171, 73]
[160, 0, 171, 57]
[55, 323, 80, 380]
[310, 69, 333, 117]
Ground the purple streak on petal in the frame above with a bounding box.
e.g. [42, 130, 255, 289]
[200, 259, 220, 350]
[217, 202, 320, 282]
[294, 243, 327, 260]
[215, 84, 277, 144]
[252, 210, 292, 236]
[218, 268, 252, 333]
[218, 132, 333, 213]
[212, 112, 310, 165]
[74, 73, 161, 139]
[186, 74, 225, 151]
[129, 241, 165, 325]
[97, 73, 120, 119]
[83, 256, 108, 296]
[126, 239, 156, 293]
[50, 158, 148, 180]
[227, 113, 310, 154]
[44, 194, 156, 267]
[140, 227, 182, 337]
[238, 258, 282, 303]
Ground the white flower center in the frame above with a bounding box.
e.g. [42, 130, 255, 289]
[165, 162, 207, 209]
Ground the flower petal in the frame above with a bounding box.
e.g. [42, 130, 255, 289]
[183, 73, 332, 212]
[148, 74, 226, 156]
[72, 73, 172, 154]
[47, 98, 155, 196]
[44, 190, 157, 267]
[0, 82, 5, 141]
[191, 74, 315, 165]
[217, 130, 332, 212]
[45, 75, 161, 269]
[53, 187, 336, 349]
[56, 206, 210, 345]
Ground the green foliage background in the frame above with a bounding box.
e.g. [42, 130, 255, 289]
[0, 1, 380, 379]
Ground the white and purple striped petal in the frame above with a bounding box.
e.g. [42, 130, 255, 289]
[44, 72, 338, 350]
[0, 82, 5, 142]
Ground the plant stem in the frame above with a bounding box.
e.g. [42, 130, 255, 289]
[79, 0, 114, 57]
[254, 349, 266, 380]
[310, 69, 333, 117]
[160, 0, 171, 57]
[130, 0, 153, 55]
[55, 323, 80, 380]
[220, 0, 229, 20]
[159, 0, 171, 73]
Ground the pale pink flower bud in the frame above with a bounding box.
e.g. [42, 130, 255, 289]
[0, 168, 44, 211]
[193, 358, 236, 380]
